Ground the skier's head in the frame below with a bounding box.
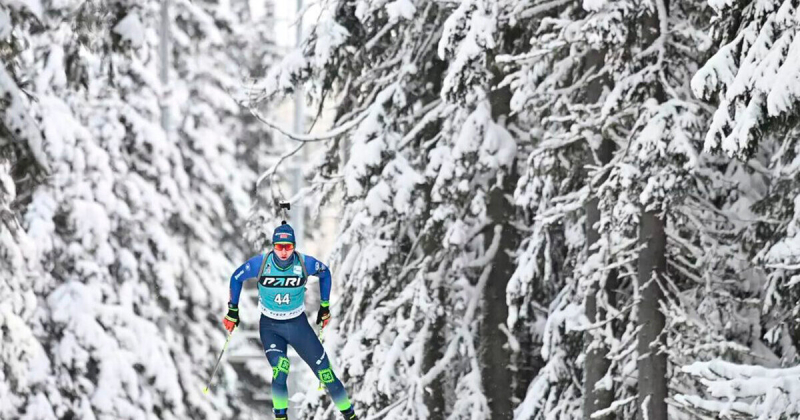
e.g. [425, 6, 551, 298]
[273, 222, 295, 261]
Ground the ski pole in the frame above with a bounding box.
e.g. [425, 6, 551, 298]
[203, 331, 234, 394]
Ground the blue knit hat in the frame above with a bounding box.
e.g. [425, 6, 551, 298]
[273, 222, 296, 245]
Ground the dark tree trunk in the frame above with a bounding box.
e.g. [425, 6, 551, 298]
[583, 181, 617, 420]
[480, 173, 519, 419]
[419, 179, 446, 420]
[581, 46, 618, 420]
[636, 211, 667, 420]
[476, 61, 520, 418]
[423, 279, 447, 420]
[419, 50, 451, 419]
[583, 265, 618, 420]
[636, 3, 669, 420]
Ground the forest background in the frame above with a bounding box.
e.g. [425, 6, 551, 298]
[3, 0, 800, 419]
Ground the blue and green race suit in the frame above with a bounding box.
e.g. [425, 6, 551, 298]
[227, 252, 354, 415]
[228, 251, 331, 319]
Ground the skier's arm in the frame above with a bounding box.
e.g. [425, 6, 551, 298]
[229, 254, 264, 305]
[304, 255, 331, 305]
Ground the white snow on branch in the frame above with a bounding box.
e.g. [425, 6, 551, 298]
[678, 359, 800, 418]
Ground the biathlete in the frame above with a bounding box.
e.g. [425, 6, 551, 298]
[222, 222, 358, 420]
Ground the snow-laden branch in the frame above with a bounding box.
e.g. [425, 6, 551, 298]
[634, 0, 669, 67]
[496, 46, 560, 64]
[516, 0, 573, 20]
[467, 224, 503, 268]
[533, 186, 589, 226]
[572, 302, 635, 332]
[399, 100, 447, 150]
[365, 22, 396, 51]
[248, 104, 370, 142]
[421, 225, 503, 385]
[256, 142, 305, 186]
[591, 396, 636, 419]
[248, 81, 400, 144]
[0, 67, 50, 173]
[677, 359, 800, 418]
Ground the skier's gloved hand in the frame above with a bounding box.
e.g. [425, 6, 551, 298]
[223, 303, 239, 333]
[316, 302, 331, 328]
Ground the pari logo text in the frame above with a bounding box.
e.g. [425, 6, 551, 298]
[260, 276, 306, 288]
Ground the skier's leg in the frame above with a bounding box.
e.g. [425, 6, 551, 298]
[287, 316, 356, 418]
[260, 316, 291, 419]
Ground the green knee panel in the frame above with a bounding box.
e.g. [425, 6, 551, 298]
[318, 368, 335, 384]
[273, 357, 290, 379]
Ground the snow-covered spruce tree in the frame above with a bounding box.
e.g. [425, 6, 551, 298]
[500, 0, 759, 418]
[501, 9, 618, 419]
[223, 5, 289, 409]
[676, 2, 800, 417]
[1, 3, 56, 418]
[503, 2, 636, 416]
[691, 0, 800, 159]
[0, 157, 50, 418]
[169, 1, 279, 416]
[663, 153, 769, 420]
[250, 0, 526, 418]
[1, 1, 262, 418]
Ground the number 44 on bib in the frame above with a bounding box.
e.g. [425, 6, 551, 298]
[274, 294, 290, 305]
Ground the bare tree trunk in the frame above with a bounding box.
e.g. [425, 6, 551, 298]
[636, 211, 667, 420]
[636, 2, 669, 419]
[584, 181, 617, 420]
[474, 63, 519, 418]
[423, 279, 447, 419]
[480, 172, 519, 419]
[581, 47, 618, 420]
[421, 183, 446, 420]
[583, 266, 617, 420]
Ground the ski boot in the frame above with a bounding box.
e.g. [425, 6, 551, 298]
[274, 408, 288, 420]
[340, 407, 358, 420]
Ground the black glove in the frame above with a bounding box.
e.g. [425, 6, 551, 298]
[223, 303, 239, 332]
[316, 304, 331, 328]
